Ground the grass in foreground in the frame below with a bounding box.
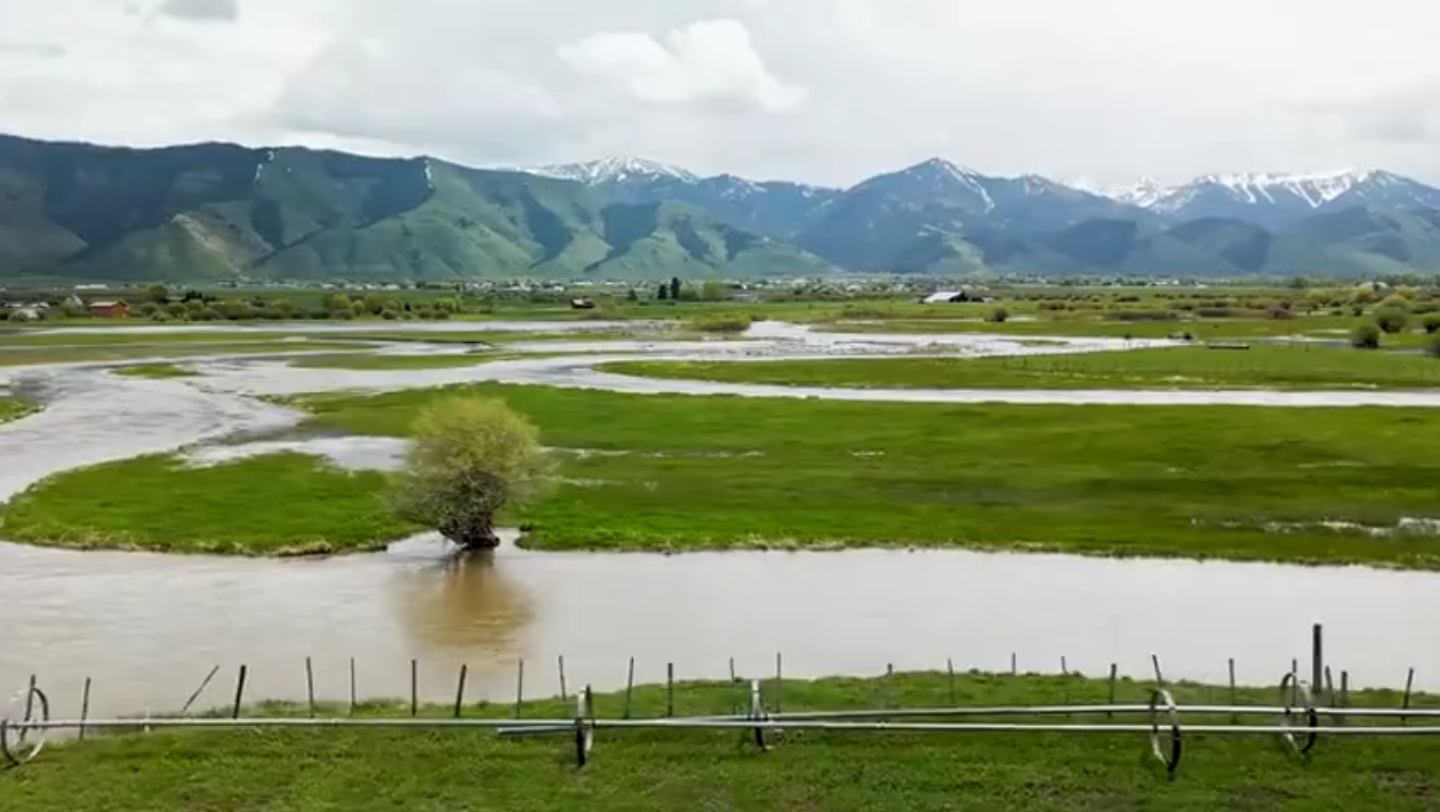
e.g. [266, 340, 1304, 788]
[111, 363, 199, 379]
[0, 395, 37, 423]
[0, 452, 415, 555]
[7, 672, 1440, 811]
[602, 345, 1440, 391]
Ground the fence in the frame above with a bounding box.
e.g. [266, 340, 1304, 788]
[5, 623, 1439, 778]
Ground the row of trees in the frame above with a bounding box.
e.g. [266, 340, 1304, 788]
[124, 287, 469, 322]
[628, 278, 730, 303]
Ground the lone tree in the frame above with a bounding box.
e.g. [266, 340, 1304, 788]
[1351, 323, 1382, 350]
[1375, 307, 1410, 335]
[391, 397, 550, 550]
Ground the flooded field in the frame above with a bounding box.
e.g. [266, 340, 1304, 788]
[4, 320, 1439, 718]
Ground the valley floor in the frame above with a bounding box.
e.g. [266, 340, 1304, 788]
[9, 380, 1440, 568]
[602, 344, 1440, 391]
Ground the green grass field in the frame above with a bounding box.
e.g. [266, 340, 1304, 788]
[0, 395, 36, 423]
[603, 345, 1440, 391]
[0, 341, 363, 367]
[0, 330, 313, 346]
[111, 363, 199, 379]
[0, 452, 415, 555]
[337, 328, 683, 345]
[7, 672, 1440, 811]
[11, 383, 1431, 565]
[824, 315, 1379, 339]
[301, 386, 1440, 567]
[286, 352, 498, 371]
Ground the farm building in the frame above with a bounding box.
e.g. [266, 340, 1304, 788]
[87, 300, 131, 318]
[921, 290, 989, 304]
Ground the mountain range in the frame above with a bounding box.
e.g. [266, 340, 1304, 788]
[4, 132, 1440, 282]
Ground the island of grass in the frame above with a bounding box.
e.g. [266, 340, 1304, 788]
[11, 383, 1440, 567]
[8, 671, 1440, 810]
[601, 344, 1440, 391]
[111, 363, 199, 379]
[0, 452, 415, 556]
[0, 395, 37, 424]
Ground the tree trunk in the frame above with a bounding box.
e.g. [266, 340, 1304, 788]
[441, 515, 500, 550]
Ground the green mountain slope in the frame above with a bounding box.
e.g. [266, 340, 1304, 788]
[1164, 217, 1374, 276]
[6, 132, 1440, 280]
[0, 135, 831, 282]
[1286, 207, 1440, 273]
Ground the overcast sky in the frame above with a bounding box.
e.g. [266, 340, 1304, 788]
[3, 0, 1439, 188]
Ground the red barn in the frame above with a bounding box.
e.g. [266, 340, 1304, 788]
[87, 300, 131, 318]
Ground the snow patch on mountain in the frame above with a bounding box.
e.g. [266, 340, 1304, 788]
[252, 149, 275, 187]
[897, 159, 995, 212]
[526, 156, 699, 185]
[1062, 176, 1171, 207]
[1075, 169, 1415, 213]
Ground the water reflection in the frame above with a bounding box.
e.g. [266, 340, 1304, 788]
[391, 541, 533, 654]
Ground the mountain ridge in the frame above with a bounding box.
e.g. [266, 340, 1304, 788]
[5, 132, 1440, 281]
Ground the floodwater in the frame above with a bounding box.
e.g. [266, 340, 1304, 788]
[4, 320, 1440, 720]
[8, 535, 1440, 723]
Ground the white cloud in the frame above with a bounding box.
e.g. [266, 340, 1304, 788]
[558, 19, 805, 112]
[156, 0, 239, 22]
[3, 0, 1440, 188]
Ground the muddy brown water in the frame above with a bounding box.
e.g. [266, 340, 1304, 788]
[6, 534, 1440, 724]
[5, 322, 1440, 721]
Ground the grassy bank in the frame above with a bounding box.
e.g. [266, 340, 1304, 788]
[603, 345, 1440, 391]
[0, 452, 415, 555]
[7, 672, 1440, 810]
[0, 395, 36, 424]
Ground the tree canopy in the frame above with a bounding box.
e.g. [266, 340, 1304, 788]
[390, 397, 550, 549]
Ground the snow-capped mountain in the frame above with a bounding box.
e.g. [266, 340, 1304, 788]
[524, 156, 700, 185]
[518, 157, 840, 237]
[1108, 178, 1171, 208]
[1076, 170, 1440, 227]
[795, 159, 1160, 272]
[498, 154, 1440, 272]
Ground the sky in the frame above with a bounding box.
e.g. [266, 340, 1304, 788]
[2, 0, 1440, 189]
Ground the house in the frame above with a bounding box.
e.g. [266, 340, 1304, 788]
[87, 300, 131, 319]
[922, 291, 970, 304]
[3, 305, 43, 322]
